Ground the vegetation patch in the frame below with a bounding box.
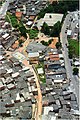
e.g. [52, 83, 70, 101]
[41, 22, 50, 35]
[68, 39, 79, 58]
[28, 29, 38, 39]
[18, 39, 24, 47]
[6, 13, 18, 28]
[5, 13, 27, 39]
[73, 68, 79, 75]
[39, 75, 46, 83]
[38, 1, 79, 19]
[41, 39, 53, 46]
[35, 62, 46, 84]
[18, 21, 27, 39]
[56, 42, 62, 49]
[41, 21, 61, 37]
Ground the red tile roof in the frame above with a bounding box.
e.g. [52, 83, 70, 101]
[15, 11, 22, 18]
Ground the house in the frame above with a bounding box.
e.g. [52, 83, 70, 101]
[6, 77, 14, 84]
[46, 62, 61, 70]
[7, 83, 16, 90]
[49, 54, 60, 61]
[0, 55, 5, 61]
[26, 21, 33, 27]
[2, 33, 9, 39]
[9, 57, 18, 63]
[0, 81, 5, 91]
[28, 15, 35, 21]
[23, 5, 26, 14]
[12, 72, 19, 78]
[15, 11, 22, 20]
[0, 101, 6, 115]
[28, 52, 39, 64]
[5, 98, 14, 107]
[0, 69, 7, 76]
[74, 61, 80, 66]
[46, 74, 64, 87]
[42, 115, 56, 120]
[43, 106, 53, 115]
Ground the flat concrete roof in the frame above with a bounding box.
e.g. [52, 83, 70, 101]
[37, 13, 63, 28]
[28, 52, 39, 58]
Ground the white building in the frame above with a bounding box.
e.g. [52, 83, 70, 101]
[37, 13, 63, 29]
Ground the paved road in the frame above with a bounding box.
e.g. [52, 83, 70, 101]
[60, 12, 79, 106]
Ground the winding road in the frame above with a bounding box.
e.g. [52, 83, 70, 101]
[60, 12, 79, 107]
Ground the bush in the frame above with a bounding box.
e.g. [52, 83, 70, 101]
[56, 42, 62, 49]
[41, 39, 53, 46]
[48, 39, 53, 44]
[18, 39, 23, 46]
[73, 68, 79, 75]
[41, 40, 48, 46]
[68, 52, 73, 59]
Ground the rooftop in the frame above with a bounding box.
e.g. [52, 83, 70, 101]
[37, 13, 63, 28]
[26, 41, 46, 53]
[28, 52, 39, 58]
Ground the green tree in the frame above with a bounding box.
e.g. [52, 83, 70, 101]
[38, 1, 79, 19]
[50, 21, 61, 37]
[18, 39, 23, 47]
[48, 39, 53, 45]
[41, 40, 48, 46]
[18, 21, 27, 39]
[41, 22, 50, 35]
[73, 68, 79, 75]
[56, 42, 62, 49]
[68, 51, 73, 59]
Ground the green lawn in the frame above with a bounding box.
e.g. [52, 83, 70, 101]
[39, 75, 46, 83]
[68, 39, 79, 57]
[28, 29, 38, 39]
[5, 13, 27, 38]
[36, 62, 44, 68]
[6, 13, 18, 28]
